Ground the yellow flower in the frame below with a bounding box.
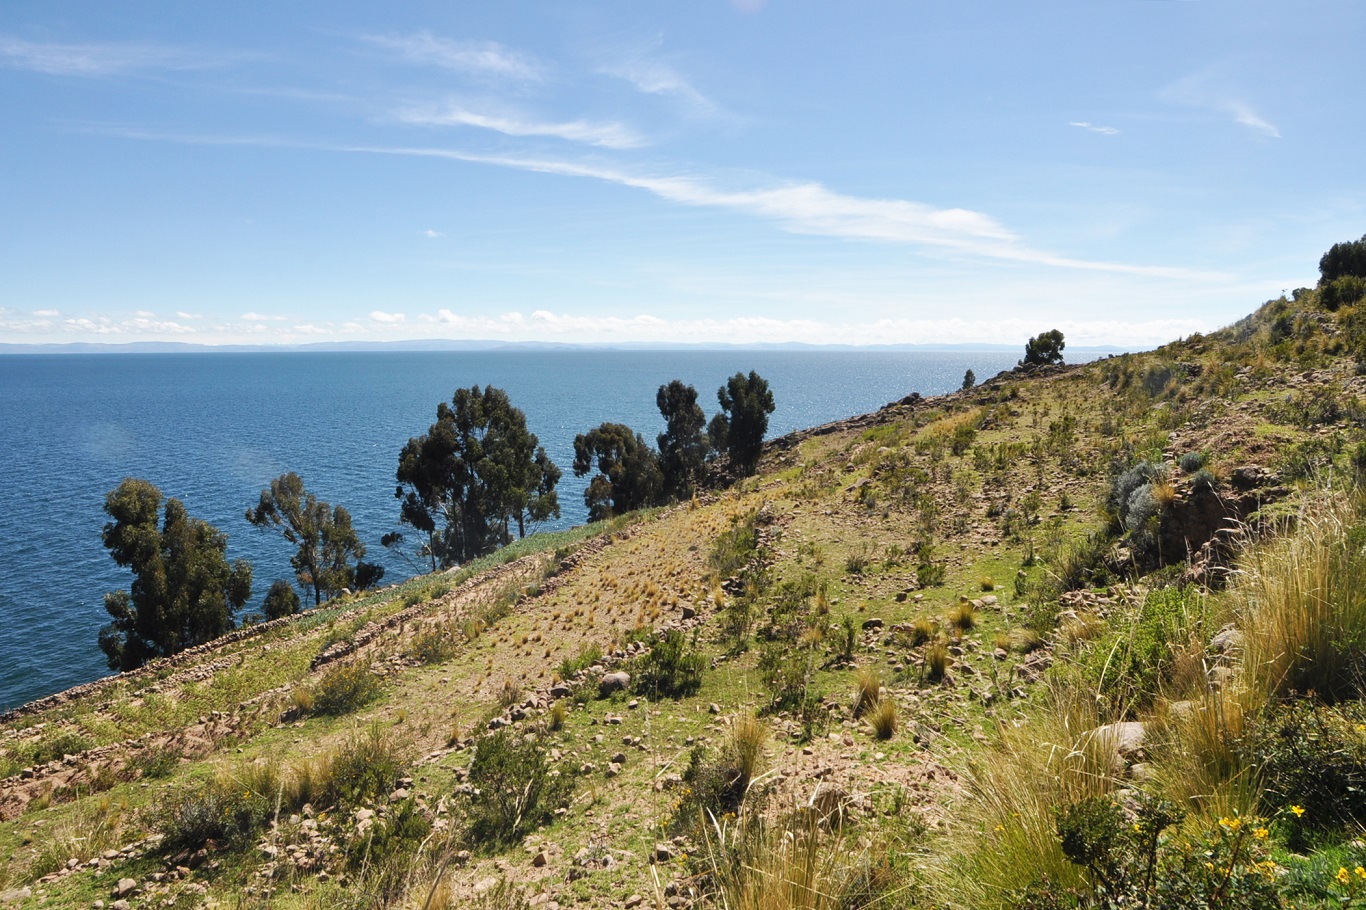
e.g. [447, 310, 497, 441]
[994, 824, 1004, 833]
[1357, 866, 1366, 881]
[1290, 805, 1306, 818]
[1254, 827, 1269, 839]
[1219, 816, 1241, 830]
[1338, 866, 1351, 886]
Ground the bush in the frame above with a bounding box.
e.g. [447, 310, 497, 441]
[462, 730, 574, 848]
[319, 724, 407, 808]
[557, 642, 603, 679]
[311, 662, 382, 716]
[674, 716, 769, 831]
[1246, 699, 1366, 841]
[262, 579, 301, 620]
[709, 509, 762, 579]
[633, 630, 706, 698]
[408, 627, 457, 664]
[1075, 586, 1206, 713]
[1178, 451, 1207, 474]
[157, 773, 276, 854]
[758, 642, 817, 710]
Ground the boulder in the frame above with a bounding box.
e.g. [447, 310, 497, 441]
[599, 671, 631, 696]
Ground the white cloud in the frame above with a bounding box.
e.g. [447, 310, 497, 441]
[175, 310, 201, 319]
[360, 145, 1212, 278]
[418, 307, 1204, 348]
[601, 60, 715, 114]
[133, 309, 155, 318]
[370, 310, 406, 324]
[292, 323, 328, 335]
[363, 32, 540, 81]
[421, 229, 443, 238]
[241, 311, 286, 321]
[1162, 70, 1281, 139]
[1070, 121, 1119, 136]
[395, 104, 646, 150]
[32, 308, 59, 317]
[49, 314, 194, 335]
[0, 35, 221, 76]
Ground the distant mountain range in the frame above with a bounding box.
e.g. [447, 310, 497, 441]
[0, 339, 1133, 355]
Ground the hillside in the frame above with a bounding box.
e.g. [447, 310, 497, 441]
[5, 245, 1366, 909]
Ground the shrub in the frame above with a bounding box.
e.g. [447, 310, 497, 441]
[1245, 699, 1366, 840]
[709, 509, 762, 579]
[311, 662, 382, 716]
[462, 730, 574, 848]
[318, 724, 407, 808]
[1178, 451, 1207, 474]
[758, 643, 816, 710]
[157, 775, 275, 854]
[408, 627, 457, 664]
[1076, 586, 1206, 713]
[344, 797, 432, 906]
[948, 600, 976, 631]
[557, 642, 603, 679]
[675, 716, 770, 831]
[634, 629, 706, 698]
[262, 579, 301, 620]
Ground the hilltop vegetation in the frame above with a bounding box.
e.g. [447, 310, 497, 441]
[3, 239, 1366, 909]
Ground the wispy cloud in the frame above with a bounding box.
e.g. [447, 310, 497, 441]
[370, 310, 406, 324]
[175, 310, 201, 319]
[601, 60, 715, 114]
[49, 315, 196, 335]
[421, 229, 443, 238]
[33, 308, 60, 317]
[87, 127, 1219, 280]
[395, 103, 646, 149]
[241, 311, 286, 321]
[363, 32, 540, 81]
[0, 35, 223, 76]
[1162, 70, 1281, 139]
[1070, 121, 1119, 136]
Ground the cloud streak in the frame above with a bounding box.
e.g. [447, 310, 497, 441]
[1070, 121, 1119, 136]
[86, 126, 1218, 280]
[601, 60, 715, 114]
[363, 32, 540, 81]
[0, 35, 224, 76]
[1163, 70, 1281, 139]
[395, 103, 646, 149]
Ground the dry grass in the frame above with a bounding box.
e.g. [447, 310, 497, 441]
[853, 668, 882, 718]
[925, 642, 950, 682]
[947, 600, 976, 631]
[868, 698, 897, 740]
[1238, 496, 1366, 702]
[943, 681, 1117, 908]
[730, 714, 770, 797]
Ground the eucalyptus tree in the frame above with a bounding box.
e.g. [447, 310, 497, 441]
[247, 472, 375, 606]
[573, 422, 664, 521]
[656, 379, 709, 499]
[99, 478, 252, 671]
[709, 371, 776, 476]
[386, 385, 561, 570]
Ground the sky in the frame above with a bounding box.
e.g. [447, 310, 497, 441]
[1, 1, 1362, 349]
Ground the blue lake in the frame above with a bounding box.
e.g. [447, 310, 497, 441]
[0, 349, 1021, 710]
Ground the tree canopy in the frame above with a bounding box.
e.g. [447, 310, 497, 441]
[572, 422, 664, 522]
[246, 472, 380, 606]
[1021, 329, 1066, 367]
[1320, 234, 1366, 284]
[387, 386, 561, 570]
[710, 371, 776, 476]
[656, 380, 709, 499]
[99, 478, 252, 671]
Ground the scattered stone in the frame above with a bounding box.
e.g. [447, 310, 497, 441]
[708, 703, 721, 714]
[681, 605, 696, 620]
[549, 684, 572, 699]
[113, 879, 138, 899]
[532, 850, 548, 867]
[625, 895, 644, 909]
[653, 843, 673, 862]
[861, 618, 884, 631]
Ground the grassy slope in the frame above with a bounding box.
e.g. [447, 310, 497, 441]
[3, 283, 1365, 908]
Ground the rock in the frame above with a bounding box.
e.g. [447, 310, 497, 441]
[606, 763, 621, 778]
[681, 604, 696, 620]
[625, 895, 644, 909]
[1091, 721, 1147, 769]
[653, 843, 673, 862]
[113, 879, 138, 899]
[709, 703, 721, 714]
[599, 671, 631, 696]
[861, 618, 884, 631]
[532, 850, 548, 867]
[112, 902, 130, 910]
[549, 684, 572, 699]
[1210, 626, 1244, 654]
[628, 699, 639, 709]
[1209, 665, 1235, 691]
[0, 889, 32, 904]
[389, 787, 410, 803]
[611, 751, 627, 764]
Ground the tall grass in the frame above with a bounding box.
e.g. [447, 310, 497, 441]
[1238, 496, 1366, 703]
[943, 681, 1118, 907]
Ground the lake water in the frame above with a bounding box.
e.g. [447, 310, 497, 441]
[0, 349, 1020, 711]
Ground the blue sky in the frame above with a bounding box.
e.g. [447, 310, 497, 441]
[1, 1, 1362, 348]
